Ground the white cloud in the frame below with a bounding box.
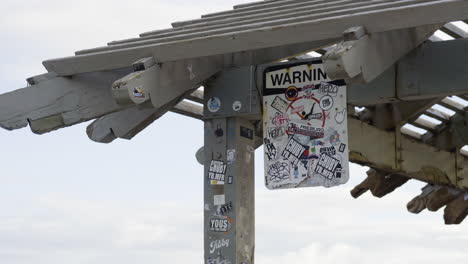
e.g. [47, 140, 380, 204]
[0, 1, 467, 263]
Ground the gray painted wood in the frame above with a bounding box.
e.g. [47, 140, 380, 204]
[43, 0, 468, 76]
[86, 99, 203, 143]
[171, 0, 352, 30]
[233, 0, 296, 10]
[87, 99, 203, 143]
[83, 0, 433, 54]
[111, 0, 377, 47]
[208, 0, 327, 18]
[323, 24, 440, 83]
[0, 69, 131, 134]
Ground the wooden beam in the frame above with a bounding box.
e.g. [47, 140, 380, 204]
[0, 69, 131, 134]
[323, 24, 440, 83]
[43, 0, 468, 76]
[348, 117, 466, 191]
[444, 194, 468, 224]
[351, 168, 410, 198]
[87, 100, 203, 143]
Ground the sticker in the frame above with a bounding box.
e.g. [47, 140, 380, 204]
[320, 146, 336, 156]
[319, 95, 334, 111]
[216, 201, 233, 215]
[264, 138, 278, 161]
[272, 113, 290, 126]
[215, 127, 224, 137]
[319, 81, 339, 96]
[227, 176, 233, 184]
[227, 149, 236, 164]
[133, 86, 145, 98]
[267, 162, 290, 183]
[232, 101, 242, 111]
[214, 194, 225, 206]
[209, 239, 230, 254]
[207, 255, 232, 264]
[209, 160, 227, 185]
[240, 126, 254, 140]
[335, 109, 346, 124]
[271, 96, 289, 113]
[267, 127, 285, 140]
[281, 138, 306, 166]
[209, 215, 232, 233]
[328, 129, 341, 146]
[338, 143, 346, 153]
[263, 60, 349, 190]
[287, 121, 324, 139]
[208, 97, 221, 113]
[314, 154, 340, 180]
[285, 86, 299, 101]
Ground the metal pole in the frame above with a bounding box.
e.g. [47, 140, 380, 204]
[204, 117, 255, 264]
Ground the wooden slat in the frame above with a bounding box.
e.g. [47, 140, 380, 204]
[221, 0, 323, 16]
[172, 0, 354, 29]
[44, 0, 468, 76]
[442, 22, 468, 38]
[95, 0, 431, 54]
[121, 0, 357, 45]
[233, 0, 291, 10]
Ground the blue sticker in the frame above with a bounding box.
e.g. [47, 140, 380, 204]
[208, 97, 221, 113]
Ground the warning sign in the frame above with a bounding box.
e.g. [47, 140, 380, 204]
[263, 60, 349, 190]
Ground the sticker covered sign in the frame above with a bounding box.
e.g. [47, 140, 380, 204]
[263, 60, 349, 190]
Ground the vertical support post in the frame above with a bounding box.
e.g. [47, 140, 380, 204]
[204, 117, 255, 264]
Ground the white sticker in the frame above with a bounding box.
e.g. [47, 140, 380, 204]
[319, 95, 334, 111]
[214, 194, 226, 206]
[227, 149, 236, 164]
[207, 97, 221, 113]
[233, 101, 242, 111]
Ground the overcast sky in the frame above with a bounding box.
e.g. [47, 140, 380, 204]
[0, 1, 467, 264]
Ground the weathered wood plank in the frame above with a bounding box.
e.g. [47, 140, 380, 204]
[43, 0, 468, 76]
[87, 100, 203, 143]
[0, 69, 131, 134]
[348, 117, 465, 191]
[351, 168, 410, 198]
[444, 194, 468, 224]
[87, 1, 438, 54]
[323, 24, 440, 83]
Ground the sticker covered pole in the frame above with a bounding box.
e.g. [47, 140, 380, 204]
[203, 117, 255, 264]
[202, 68, 261, 264]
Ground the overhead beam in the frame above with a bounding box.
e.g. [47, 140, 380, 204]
[112, 0, 348, 46]
[87, 100, 203, 143]
[348, 117, 467, 191]
[0, 69, 131, 134]
[323, 24, 439, 83]
[351, 168, 410, 198]
[444, 194, 468, 224]
[84, 43, 333, 143]
[347, 38, 468, 105]
[407, 184, 461, 213]
[43, 0, 468, 76]
[397, 38, 468, 99]
[120, 0, 372, 45]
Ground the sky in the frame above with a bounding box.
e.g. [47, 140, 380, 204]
[0, 1, 467, 264]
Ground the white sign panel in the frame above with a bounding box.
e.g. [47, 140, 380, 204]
[263, 60, 349, 190]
